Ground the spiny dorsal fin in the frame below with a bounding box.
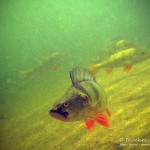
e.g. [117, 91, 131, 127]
[70, 67, 96, 85]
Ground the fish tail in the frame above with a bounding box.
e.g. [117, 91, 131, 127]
[88, 63, 101, 76]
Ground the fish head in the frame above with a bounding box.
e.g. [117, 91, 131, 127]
[134, 50, 150, 62]
[49, 86, 89, 122]
[140, 51, 150, 60]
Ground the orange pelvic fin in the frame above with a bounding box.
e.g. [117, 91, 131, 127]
[124, 65, 132, 72]
[85, 110, 111, 130]
[105, 68, 113, 74]
[85, 118, 95, 130]
[94, 113, 110, 127]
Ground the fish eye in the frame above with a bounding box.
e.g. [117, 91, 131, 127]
[63, 102, 69, 108]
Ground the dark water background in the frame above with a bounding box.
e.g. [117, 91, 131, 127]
[0, 0, 150, 150]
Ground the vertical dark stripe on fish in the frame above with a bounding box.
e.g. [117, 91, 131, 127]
[73, 69, 76, 83]
[77, 84, 92, 102]
[70, 72, 74, 85]
[86, 82, 99, 101]
[77, 67, 81, 82]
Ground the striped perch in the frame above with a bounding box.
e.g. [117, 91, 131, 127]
[49, 67, 111, 130]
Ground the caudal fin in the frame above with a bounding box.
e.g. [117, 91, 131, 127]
[88, 64, 101, 76]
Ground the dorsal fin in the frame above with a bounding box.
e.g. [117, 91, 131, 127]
[70, 67, 96, 85]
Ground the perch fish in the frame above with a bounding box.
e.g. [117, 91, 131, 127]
[49, 67, 111, 130]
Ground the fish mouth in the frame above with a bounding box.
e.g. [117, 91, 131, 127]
[49, 108, 68, 119]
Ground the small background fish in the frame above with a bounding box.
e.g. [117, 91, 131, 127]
[19, 52, 70, 78]
[89, 40, 150, 75]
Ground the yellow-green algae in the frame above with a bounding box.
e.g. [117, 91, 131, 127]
[0, 59, 150, 150]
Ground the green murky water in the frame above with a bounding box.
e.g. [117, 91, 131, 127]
[0, 0, 150, 150]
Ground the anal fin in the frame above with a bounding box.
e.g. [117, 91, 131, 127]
[124, 65, 132, 72]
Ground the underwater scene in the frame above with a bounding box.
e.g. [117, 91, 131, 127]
[0, 0, 150, 150]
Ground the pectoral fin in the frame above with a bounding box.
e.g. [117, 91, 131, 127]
[85, 109, 111, 130]
[94, 113, 110, 127]
[85, 118, 95, 130]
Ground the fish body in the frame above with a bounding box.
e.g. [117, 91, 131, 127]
[49, 67, 111, 130]
[19, 52, 67, 78]
[90, 48, 150, 74]
[95, 48, 135, 68]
